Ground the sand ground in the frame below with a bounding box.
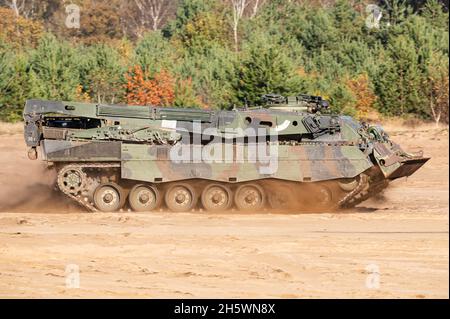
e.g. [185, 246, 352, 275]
[0, 123, 448, 298]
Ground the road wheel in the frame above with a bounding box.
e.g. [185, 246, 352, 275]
[129, 184, 160, 212]
[267, 184, 296, 210]
[165, 183, 196, 212]
[93, 183, 123, 212]
[234, 183, 265, 211]
[311, 184, 334, 209]
[201, 184, 232, 212]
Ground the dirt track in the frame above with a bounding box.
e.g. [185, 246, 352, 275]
[0, 124, 448, 298]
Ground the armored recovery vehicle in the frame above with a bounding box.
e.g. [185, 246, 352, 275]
[23, 95, 429, 213]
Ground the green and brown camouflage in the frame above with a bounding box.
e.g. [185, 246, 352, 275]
[23, 95, 429, 212]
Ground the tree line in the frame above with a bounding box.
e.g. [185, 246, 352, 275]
[0, 0, 448, 124]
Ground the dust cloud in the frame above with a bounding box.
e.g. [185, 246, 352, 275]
[0, 134, 80, 213]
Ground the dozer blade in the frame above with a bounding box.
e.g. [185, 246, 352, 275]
[387, 157, 430, 180]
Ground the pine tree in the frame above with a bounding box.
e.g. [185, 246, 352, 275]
[424, 51, 449, 125]
[421, 0, 449, 30]
[374, 35, 426, 117]
[0, 49, 31, 121]
[233, 34, 305, 105]
[28, 34, 81, 101]
[134, 32, 176, 74]
[176, 43, 236, 108]
[81, 44, 125, 104]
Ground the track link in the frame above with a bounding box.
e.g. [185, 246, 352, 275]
[57, 163, 120, 212]
[338, 174, 389, 209]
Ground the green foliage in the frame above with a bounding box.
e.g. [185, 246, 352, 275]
[233, 33, 305, 106]
[291, 7, 338, 52]
[81, 44, 126, 103]
[173, 78, 202, 108]
[28, 34, 81, 101]
[374, 35, 427, 117]
[0, 43, 32, 121]
[178, 11, 229, 50]
[163, 0, 218, 38]
[134, 32, 175, 74]
[421, 0, 449, 30]
[176, 43, 236, 108]
[424, 50, 449, 123]
[331, 0, 363, 37]
[0, 0, 448, 122]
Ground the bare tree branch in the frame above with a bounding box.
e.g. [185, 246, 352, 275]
[133, 0, 173, 31]
[228, 0, 249, 51]
[2, 0, 38, 18]
[250, 0, 267, 18]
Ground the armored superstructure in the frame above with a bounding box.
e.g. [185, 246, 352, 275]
[23, 95, 429, 212]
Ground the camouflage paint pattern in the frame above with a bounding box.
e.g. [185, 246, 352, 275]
[23, 99, 429, 185]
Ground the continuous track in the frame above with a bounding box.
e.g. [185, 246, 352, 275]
[56, 163, 388, 213]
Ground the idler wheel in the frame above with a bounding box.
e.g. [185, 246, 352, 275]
[57, 166, 86, 195]
[129, 184, 160, 212]
[165, 183, 196, 212]
[93, 183, 122, 212]
[201, 184, 232, 212]
[235, 184, 265, 211]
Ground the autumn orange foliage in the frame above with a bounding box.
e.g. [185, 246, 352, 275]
[0, 8, 43, 48]
[346, 74, 378, 120]
[75, 84, 91, 102]
[125, 65, 175, 106]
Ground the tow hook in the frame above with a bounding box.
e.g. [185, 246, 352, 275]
[27, 147, 38, 160]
